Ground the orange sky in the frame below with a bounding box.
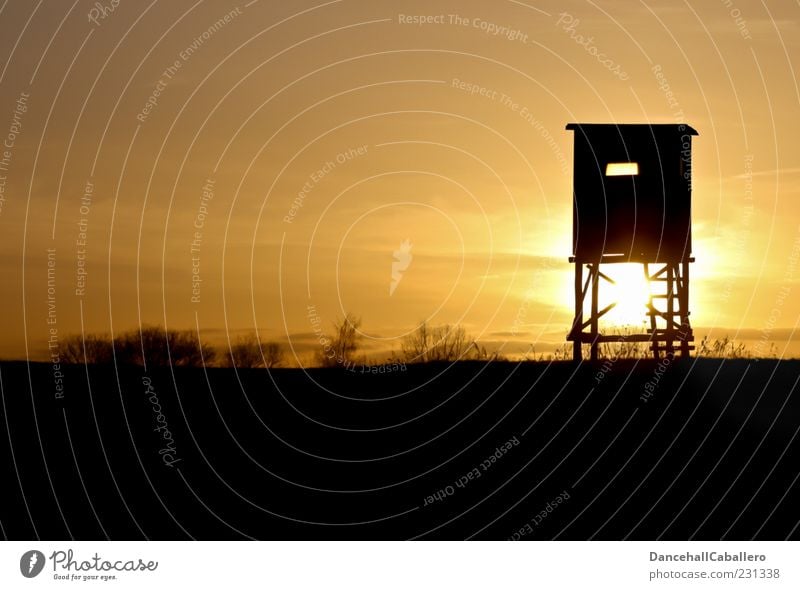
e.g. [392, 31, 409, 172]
[0, 0, 799, 363]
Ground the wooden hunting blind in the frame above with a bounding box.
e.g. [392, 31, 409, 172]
[565, 123, 698, 360]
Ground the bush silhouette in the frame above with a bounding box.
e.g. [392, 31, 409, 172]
[401, 321, 484, 363]
[314, 313, 362, 367]
[60, 325, 215, 367]
[60, 333, 115, 364]
[115, 325, 214, 367]
[222, 334, 284, 369]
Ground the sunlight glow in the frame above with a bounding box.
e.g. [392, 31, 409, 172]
[605, 162, 639, 176]
[600, 263, 651, 328]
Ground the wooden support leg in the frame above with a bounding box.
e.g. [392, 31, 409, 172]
[666, 264, 675, 358]
[590, 263, 599, 362]
[573, 262, 583, 361]
[680, 260, 691, 358]
[645, 263, 659, 360]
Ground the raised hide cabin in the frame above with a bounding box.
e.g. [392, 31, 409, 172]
[565, 123, 698, 361]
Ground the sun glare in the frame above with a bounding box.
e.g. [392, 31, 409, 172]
[559, 263, 654, 330]
[600, 263, 652, 328]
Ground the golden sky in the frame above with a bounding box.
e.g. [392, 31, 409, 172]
[0, 0, 799, 362]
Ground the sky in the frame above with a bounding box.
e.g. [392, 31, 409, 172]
[0, 0, 799, 363]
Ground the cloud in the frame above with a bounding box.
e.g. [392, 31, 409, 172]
[734, 167, 800, 179]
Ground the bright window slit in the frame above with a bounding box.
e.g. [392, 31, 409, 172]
[605, 162, 639, 176]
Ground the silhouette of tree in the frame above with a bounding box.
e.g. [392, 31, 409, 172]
[61, 325, 215, 367]
[123, 325, 215, 367]
[315, 313, 362, 367]
[223, 334, 284, 369]
[401, 321, 482, 363]
[60, 333, 114, 364]
[261, 342, 285, 368]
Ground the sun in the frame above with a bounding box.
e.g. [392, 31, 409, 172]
[558, 262, 655, 331]
[598, 263, 652, 329]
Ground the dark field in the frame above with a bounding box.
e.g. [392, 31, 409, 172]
[1, 359, 798, 540]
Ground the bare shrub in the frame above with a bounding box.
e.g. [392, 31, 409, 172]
[314, 313, 362, 367]
[113, 325, 215, 367]
[223, 335, 284, 369]
[598, 326, 651, 360]
[261, 342, 284, 368]
[697, 335, 752, 359]
[60, 333, 114, 364]
[401, 321, 482, 363]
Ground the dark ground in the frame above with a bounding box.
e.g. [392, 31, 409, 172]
[1, 358, 798, 540]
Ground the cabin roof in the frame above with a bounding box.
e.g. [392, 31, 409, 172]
[566, 123, 698, 136]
